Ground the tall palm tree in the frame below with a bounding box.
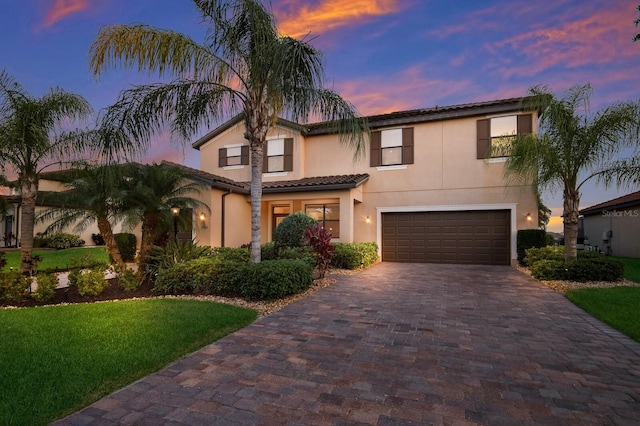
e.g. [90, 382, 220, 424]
[37, 165, 128, 269]
[88, 0, 367, 262]
[0, 69, 92, 274]
[501, 84, 639, 261]
[120, 163, 209, 266]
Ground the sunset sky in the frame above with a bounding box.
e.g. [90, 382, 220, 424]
[1, 0, 639, 232]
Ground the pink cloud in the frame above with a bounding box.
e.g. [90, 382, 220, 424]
[276, 0, 403, 38]
[335, 65, 477, 115]
[42, 0, 89, 28]
[489, 3, 636, 79]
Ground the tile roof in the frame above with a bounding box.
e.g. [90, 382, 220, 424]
[163, 161, 369, 194]
[579, 190, 640, 215]
[259, 174, 369, 193]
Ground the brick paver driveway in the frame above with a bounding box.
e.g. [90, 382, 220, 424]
[54, 263, 640, 425]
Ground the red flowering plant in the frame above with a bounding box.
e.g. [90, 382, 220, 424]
[304, 223, 335, 279]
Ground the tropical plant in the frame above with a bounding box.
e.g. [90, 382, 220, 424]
[88, 0, 367, 263]
[499, 84, 639, 262]
[37, 165, 127, 269]
[304, 223, 334, 278]
[0, 69, 93, 274]
[635, 4, 640, 42]
[120, 163, 208, 266]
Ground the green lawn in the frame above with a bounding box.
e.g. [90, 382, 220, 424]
[567, 286, 640, 343]
[0, 299, 257, 425]
[612, 256, 640, 283]
[2, 246, 110, 273]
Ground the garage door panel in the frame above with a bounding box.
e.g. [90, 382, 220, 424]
[382, 210, 510, 265]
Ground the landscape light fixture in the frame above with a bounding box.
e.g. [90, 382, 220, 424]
[171, 207, 180, 242]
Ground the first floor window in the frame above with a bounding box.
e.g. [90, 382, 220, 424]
[305, 204, 340, 238]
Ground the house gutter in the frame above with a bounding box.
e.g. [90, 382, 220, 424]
[221, 190, 232, 247]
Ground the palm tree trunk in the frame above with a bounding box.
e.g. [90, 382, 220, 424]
[563, 185, 580, 262]
[138, 214, 157, 266]
[250, 143, 264, 263]
[19, 180, 37, 275]
[97, 217, 125, 269]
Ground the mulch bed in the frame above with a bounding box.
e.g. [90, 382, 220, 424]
[1, 271, 349, 316]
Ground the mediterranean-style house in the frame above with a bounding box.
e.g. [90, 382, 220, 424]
[579, 190, 640, 258]
[1, 96, 539, 265]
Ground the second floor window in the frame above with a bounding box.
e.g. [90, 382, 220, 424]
[264, 138, 293, 173]
[219, 145, 249, 167]
[370, 127, 414, 167]
[477, 114, 532, 159]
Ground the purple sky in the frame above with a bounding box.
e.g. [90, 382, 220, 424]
[1, 0, 639, 232]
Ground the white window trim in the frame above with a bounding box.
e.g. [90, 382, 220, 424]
[375, 203, 518, 262]
[484, 157, 508, 164]
[263, 171, 288, 177]
[223, 165, 245, 170]
[376, 165, 408, 171]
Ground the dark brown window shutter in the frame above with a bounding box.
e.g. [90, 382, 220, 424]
[284, 138, 293, 171]
[241, 145, 249, 165]
[262, 143, 268, 173]
[370, 131, 381, 167]
[218, 148, 227, 167]
[477, 119, 490, 159]
[402, 127, 414, 164]
[517, 114, 532, 135]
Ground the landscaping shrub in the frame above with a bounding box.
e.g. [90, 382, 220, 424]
[67, 269, 81, 287]
[147, 240, 211, 276]
[31, 273, 58, 302]
[273, 211, 316, 248]
[530, 254, 624, 282]
[91, 233, 105, 246]
[117, 267, 140, 292]
[154, 257, 218, 294]
[531, 259, 567, 280]
[114, 233, 137, 262]
[240, 259, 313, 300]
[277, 246, 316, 267]
[516, 229, 547, 265]
[305, 223, 334, 278]
[331, 242, 379, 269]
[36, 233, 85, 249]
[524, 245, 564, 267]
[260, 242, 277, 260]
[76, 270, 108, 297]
[211, 246, 250, 263]
[566, 257, 624, 282]
[0, 271, 29, 302]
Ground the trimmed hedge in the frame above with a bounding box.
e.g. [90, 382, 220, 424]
[34, 233, 85, 249]
[529, 250, 624, 282]
[524, 245, 564, 267]
[114, 233, 137, 262]
[517, 229, 547, 265]
[153, 257, 313, 301]
[331, 242, 379, 270]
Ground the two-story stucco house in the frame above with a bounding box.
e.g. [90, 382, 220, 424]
[173, 96, 538, 265]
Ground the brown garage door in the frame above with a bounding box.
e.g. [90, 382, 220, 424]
[382, 210, 510, 265]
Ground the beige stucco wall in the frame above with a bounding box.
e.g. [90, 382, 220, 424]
[582, 208, 640, 257]
[195, 111, 539, 261]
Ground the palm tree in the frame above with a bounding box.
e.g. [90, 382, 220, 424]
[120, 163, 209, 267]
[37, 165, 128, 269]
[501, 84, 639, 262]
[0, 69, 92, 274]
[88, 0, 367, 262]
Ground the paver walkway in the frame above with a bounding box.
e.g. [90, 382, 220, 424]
[54, 263, 640, 425]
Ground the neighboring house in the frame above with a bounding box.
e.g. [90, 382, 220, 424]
[579, 191, 640, 258]
[182, 96, 539, 265]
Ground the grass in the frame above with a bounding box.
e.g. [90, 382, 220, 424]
[0, 299, 258, 425]
[1, 247, 110, 273]
[567, 286, 640, 343]
[611, 256, 640, 283]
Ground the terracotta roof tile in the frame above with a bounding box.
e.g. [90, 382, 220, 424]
[580, 190, 640, 215]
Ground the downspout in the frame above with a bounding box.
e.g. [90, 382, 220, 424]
[221, 190, 232, 247]
[15, 204, 20, 248]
